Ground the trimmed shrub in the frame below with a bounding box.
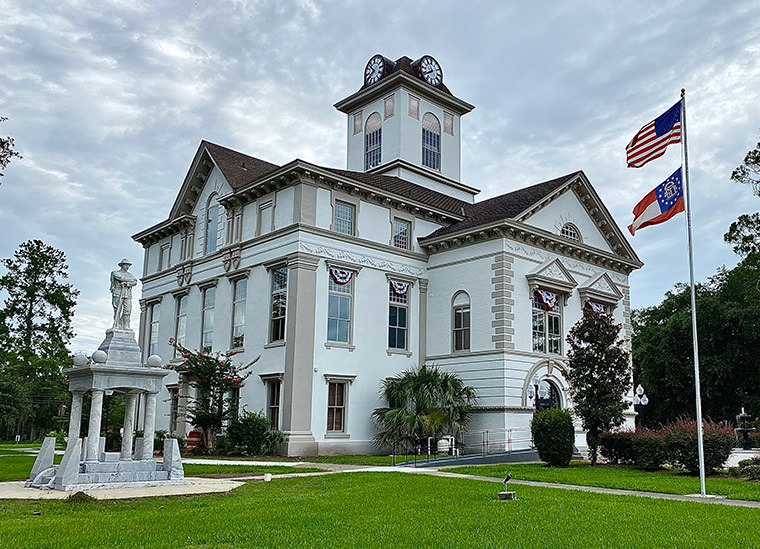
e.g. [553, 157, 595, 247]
[224, 410, 287, 456]
[663, 418, 734, 474]
[632, 429, 667, 471]
[599, 431, 636, 464]
[531, 408, 575, 467]
[749, 431, 760, 449]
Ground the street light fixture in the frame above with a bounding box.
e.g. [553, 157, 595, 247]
[633, 384, 648, 427]
[527, 374, 552, 412]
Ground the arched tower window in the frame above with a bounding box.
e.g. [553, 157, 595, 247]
[452, 291, 470, 352]
[365, 112, 382, 169]
[560, 223, 582, 242]
[422, 112, 441, 171]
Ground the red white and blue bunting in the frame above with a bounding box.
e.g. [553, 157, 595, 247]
[329, 266, 354, 286]
[586, 301, 606, 313]
[389, 279, 410, 296]
[535, 289, 558, 310]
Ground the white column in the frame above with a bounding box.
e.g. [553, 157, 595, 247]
[67, 391, 85, 448]
[140, 392, 158, 461]
[120, 393, 138, 460]
[86, 388, 104, 461]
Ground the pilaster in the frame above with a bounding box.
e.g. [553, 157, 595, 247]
[281, 251, 320, 456]
[491, 252, 516, 350]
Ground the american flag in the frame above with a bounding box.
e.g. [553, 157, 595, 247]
[626, 101, 682, 168]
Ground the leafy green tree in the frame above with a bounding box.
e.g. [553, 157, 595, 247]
[0, 240, 78, 439]
[168, 339, 258, 452]
[566, 310, 631, 465]
[724, 213, 760, 256]
[633, 254, 760, 426]
[0, 116, 21, 180]
[731, 137, 760, 196]
[372, 364, 476, 452]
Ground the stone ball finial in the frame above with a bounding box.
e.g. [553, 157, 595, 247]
[73, 353, 88, 367]
[147, 355, 162, 368]
[92, 350, 108, 363]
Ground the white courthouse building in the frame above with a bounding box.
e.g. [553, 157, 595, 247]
[132, 54, 642, 456]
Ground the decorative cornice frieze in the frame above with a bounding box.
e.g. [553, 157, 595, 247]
[298, 241, 425, 277]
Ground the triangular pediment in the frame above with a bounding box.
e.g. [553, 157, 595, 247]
[515, 172, 640, 264]
[526, 258, 578, 295]
[578, 272, 624, 305]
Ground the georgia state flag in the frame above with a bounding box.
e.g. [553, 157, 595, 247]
[628, 168, 684, 236]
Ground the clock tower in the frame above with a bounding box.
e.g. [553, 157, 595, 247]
[334, 54, 477, 203]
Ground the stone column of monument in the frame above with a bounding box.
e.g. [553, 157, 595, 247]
[120, 393, 138, 460]
[86, 388, 104, 461]
[140, 391, 158, 460]
[66, 390, 85, 447]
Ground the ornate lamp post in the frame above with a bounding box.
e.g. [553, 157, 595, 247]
[527, 374, 552, 412]
[633, 384, 648, 428]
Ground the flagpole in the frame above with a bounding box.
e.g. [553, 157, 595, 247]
[680, 88, 707, 496]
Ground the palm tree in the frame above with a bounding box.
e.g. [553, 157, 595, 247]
[372, 364, 476, 452]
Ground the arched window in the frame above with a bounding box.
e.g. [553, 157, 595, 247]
[422, 112, 441, 171]
[452, 291, 470, 352]
[205, 193, 222, 255]
[560, 223, 581, 242]
[365, 113, 382, 169]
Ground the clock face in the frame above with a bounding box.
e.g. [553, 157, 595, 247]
[419, 55, 442, 86]
[364, 55, 385, 85]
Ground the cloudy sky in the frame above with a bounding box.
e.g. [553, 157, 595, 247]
[2, 0, 759, 352]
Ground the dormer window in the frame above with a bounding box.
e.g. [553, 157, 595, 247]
[422, 112, 441, 171]
[365, 112, 382, 169]
[560, 223, 581, 242]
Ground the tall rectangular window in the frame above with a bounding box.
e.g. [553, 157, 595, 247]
[267, 380, 281, 430]
[388, 283, 408, 350]
[270, 267, 288, 342]
[159, 243, 170, 271]
[532, 291, 562, 354]
[206, 204, 219, 254]
[174, 294, 188, 356]
[148, 302, 160, 357]
[327, 276, 352, 343]
[393, 219, 411, 249]
[201, 287, 216, 352]
[231, 278, 246, 349]
[327, 382, 346, 432]
[333, 201, 355, 235]
[258, 201, 273, 236]
[453, 302, 470, 352]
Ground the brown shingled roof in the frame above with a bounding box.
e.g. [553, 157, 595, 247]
[423, 172, 582, 239]
[326, 168, 468, 216]
[203, 140, 280, 189]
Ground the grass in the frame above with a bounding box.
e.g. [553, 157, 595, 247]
[182, 463, 326, 476]
[188, 454, 396, 466]
[442, 461, 760, 501]
[0, 454, 62, 482]
[0, 472, 758, 548]
[0, 453, 325, 481]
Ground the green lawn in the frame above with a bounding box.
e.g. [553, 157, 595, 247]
[0, 454, 62, 482]
[1, 473, 758, 548]
[0, 453, 325, 481]
[442, 462, 760, 501]
[182, 463, 326, 476]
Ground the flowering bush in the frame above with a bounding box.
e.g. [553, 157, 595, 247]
[168, 338, 259, 452]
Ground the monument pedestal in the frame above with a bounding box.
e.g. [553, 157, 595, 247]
[28, 328, 185, 491]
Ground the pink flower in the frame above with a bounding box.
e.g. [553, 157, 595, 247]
[168, 338, 175, 344]
[181, 353, 191, 359]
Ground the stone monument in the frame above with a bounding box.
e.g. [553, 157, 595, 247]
[27, 259, 185, 491]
